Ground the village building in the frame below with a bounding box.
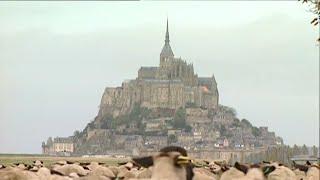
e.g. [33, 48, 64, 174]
[167, 129, 182, 136]
[124, 135, 144, 150]
[42, 137, 74, 156]
[144, 136, 168, 150]
[214, 137, 229, 148]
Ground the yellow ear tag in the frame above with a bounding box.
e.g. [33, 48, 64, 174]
[177, 156, 191, 165]
[177, 156, 190, 160]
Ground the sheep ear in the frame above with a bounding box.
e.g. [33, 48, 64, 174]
[132, 156, 153, 168]
[306, 161, 311, 165]
[262, 166, 275, 176]
[221, 165, 229, 172]
[50, 169, 65, 176]
[203, 160, 210, 165]
[234, 162, 248, 174]
[118, 161, 128, 166]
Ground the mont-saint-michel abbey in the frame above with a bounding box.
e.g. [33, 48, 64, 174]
[98, 19, 219, 119]
[42, 20, 283, 162]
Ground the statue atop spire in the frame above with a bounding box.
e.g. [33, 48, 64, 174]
[160, 18, 174, 59]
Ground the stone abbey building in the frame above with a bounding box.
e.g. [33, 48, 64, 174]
[98, 19, 219, 118]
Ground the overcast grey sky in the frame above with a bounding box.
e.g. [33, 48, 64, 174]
[0, 1, 319, 153]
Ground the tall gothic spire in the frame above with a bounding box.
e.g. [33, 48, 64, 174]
[160, 18, 174, 59]
[165, 18, 170, 45]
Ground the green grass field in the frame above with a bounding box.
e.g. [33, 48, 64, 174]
[0, 154, 129, 168]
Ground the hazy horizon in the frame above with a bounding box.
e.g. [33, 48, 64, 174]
[0, 1, 319, 154]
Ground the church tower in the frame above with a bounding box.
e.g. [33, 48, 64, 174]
[157, 18, 175, 79]
[160, 18, 174, 62]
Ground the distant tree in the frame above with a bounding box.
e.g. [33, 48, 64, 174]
[108, 118, 117, 129]
[173, 107, 186, 128]
[312, 145, 319, 156]
[286, 145, 294, 164]
[73, 130, 81, 138]
[99, 114, 115, 129]
[88, 121, 95, 129]
[101, 121, 108, 129]
[247, 145, 295, 166]
[299, 0, 320, 42]
[232, 118, 241, 127]
[130, 103, 142, 121]
[102, 114, 114, 122]
[128, 103, 151, 131]
[138, 121, 146, 133]
[219, 105, 237, 116]
[293, 144, 300, 155]
[241, 119, 252, 128]
[185, 125, 192, 133]
[299, 0, 320, 15]
[140, 107, 151, 119]
[117, 114, 130, 125]
[302, 144, 309, 155]
[252, 126, 261, 137]
[185, 102, 197, 108]
[219, 125, 227, 137]
[168, 134, 178, 144]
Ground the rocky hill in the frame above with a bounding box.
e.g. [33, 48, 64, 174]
[42, 19, 284, 162]
[71, 101, 283, 156]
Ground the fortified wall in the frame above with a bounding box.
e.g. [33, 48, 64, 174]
[139, 148, 266, 164]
